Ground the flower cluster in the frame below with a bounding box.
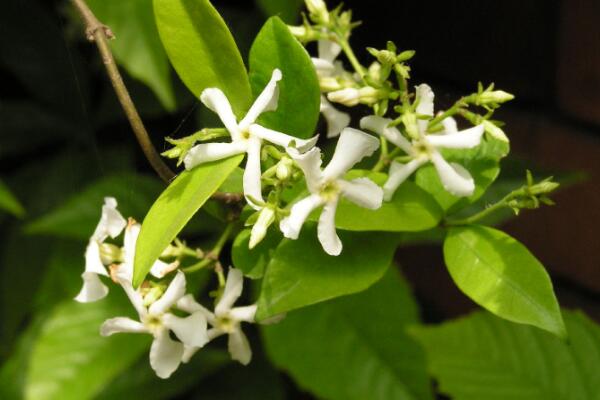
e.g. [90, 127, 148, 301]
[76, 200, 265, 378]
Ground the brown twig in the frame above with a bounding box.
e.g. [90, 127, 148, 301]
[71, 0, 175, 182]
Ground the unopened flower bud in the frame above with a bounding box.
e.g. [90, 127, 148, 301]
[305, 0, 329, 24]
[249, 207, 276, 249]
[143, 286, 165, 307]
[276, 157, 294, 181]
[319, 77, 344, 92]
[99, 243, 123, 265]
[483, 120, 509, 142]
[328, 88, 360, 106]
[529, 181, 560, 196]
[478, 90, 514, 105]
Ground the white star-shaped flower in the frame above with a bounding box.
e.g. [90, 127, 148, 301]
[312, 40, 351, 138]
[100, 271, 208, 379]
[280, 128, 383, 255]
[184, 69, 318, 209]
[360, 84, 484, 201]
[177, 268, 258, 365]
[75, 197, 127, 303]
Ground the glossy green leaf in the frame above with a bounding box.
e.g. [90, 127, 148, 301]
[87, 0, 176, 110]
[25, 174, 162, 240]
[25, 296, 150, 400]
[411, 310, 600, 400]
[443, 225, 565, 337]
[154, 0, 252, 115]
[249, 17, 320, 138]
[262, 268, 433, 400]
[256, 0, 303, 23]
[416, 137, 509, 213]
[232, 229, 282, 279]
[336, 181, 443, 232]
[0, 179, 25, 217]
[133, 155, 243, 286]
[256, 224, 398, 320]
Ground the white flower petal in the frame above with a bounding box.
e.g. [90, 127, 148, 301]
[441, 117, 458, 134]
[118, 278, 146, 317]
[318, 39, 342, 63]
[383, 159, 426, 201]
[243, 137, 264, 209]
[149, 330, 184, 379]
[100, 317, 147, 336]
[327, 88, 359, 107]
[215, 268, 244, 316]
[322, 128, 380, 181]
[312, 58, 336, 76]
[149, 271, 186, 315]
[92, 197, 127, 241]
[340, 177, 383, 209]
[200, 88, 241, 140]
[426, 124, 484, 149]
[228, 329, 252, 365]
[279, 194, 323, 239]
[229, 305, 257, 323]
[239, 69, 282, 130]
[317, 199, 342, 256]
[163, 311, 209, 348]
[182, 345, 200, 364]
[84, 240, 108, 276]
[430, 151, 475, 197]
[74, 272, 108, 303]
[415, 84, 435, 134]
[321, 96, 351, 138]
[150, 260, 179, 279]
[123, 222, 140, 267]
[176, 294, 215, 323]
[287, 147, 323, 193]
[360, 115, 413, 155]
[183, 141, 248, 170]
[248, 124, 318, 152]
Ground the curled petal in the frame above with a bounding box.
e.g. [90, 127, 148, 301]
[200, 88, 241, 140]
[183, 141, 248, 170]
[176, 294, 215, 323]
[321, 96, 351, 138]
[322, 128, 380, 181]
[243, 137, 264, 209]
[182, 345, 199, 364]
[318, 39, 342, 63]
[123, 222, 140, 268]
[360, 115, 413, 155]
[74, 272, 108, 303]
[441, 117, 458, 135]
[318, 199, 342, 256]
[100, 317, 147, 336]
[239, 69, 282, 130]
[92, 197, 127, 241]
[340, 178, 383, 210]
[163, 311, 209, 348]
[150, 260, 179, 279]
[84, 240, 108, 276]
[149, 330, 184, 379]
[430, 151, 475, 197]
[149, 271, 186, 316]
[287, 147, 323, 193]
[248, 124, 318, 153]
[228, 329, 252, 365]
[215, 268, 244, 316]
[229, 305, 257, 323]
[383, 159, 426, 201]
[280, 194, 323, 240]
[426, 124, 484, 149]
[119, 278, 146, 317]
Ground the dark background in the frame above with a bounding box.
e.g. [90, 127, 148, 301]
[0, 0, 599, 398]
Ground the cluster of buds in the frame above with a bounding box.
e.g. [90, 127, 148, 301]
[507, 171, 559, 215]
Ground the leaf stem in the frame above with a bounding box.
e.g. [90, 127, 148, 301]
[337, 35, 366, 80]
[182, 222, 235, 274]
[446, 194, 512, 226]
[70, 0, 175, 183]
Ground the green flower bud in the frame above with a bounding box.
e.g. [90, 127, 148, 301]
[483, 120, 509, 142]
[276, 157, 294, 181]
[305, 0, 329, 23]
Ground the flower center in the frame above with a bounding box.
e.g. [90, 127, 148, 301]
[216, 314, 237, 333]
[319, 180, 340, 202]
[144, 314, 163, 334]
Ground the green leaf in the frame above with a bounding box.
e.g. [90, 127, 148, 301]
[154, 0, 252, 115]
[262, 269, 433, 400]
[256, 224, 398, 320]
[133, 155, 243, 286]
[25, 174, 162, 240]
[87, 0, 176, 110]
[25, 296, 150, 400]
[336, 180, 443, 232]
[232, 229, 282, 279]
[0, 179, 25, 217]
[256, 0, 304, 23]
[443, 225, 565, 337]
[411, 310, 600, 400]
[96, 349, 229, 400]
[249, 16, 320, 138]
[416, 137, 509, 213]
